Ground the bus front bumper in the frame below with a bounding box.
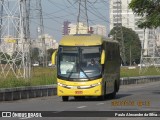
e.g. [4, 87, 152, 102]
[57, 85, 102, 96]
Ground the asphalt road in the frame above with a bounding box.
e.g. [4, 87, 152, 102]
[0, 81, 160, 120]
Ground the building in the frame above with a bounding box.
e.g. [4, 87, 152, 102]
[0, 36, 19, 56]
[110, 0, 140, 32]
[62, 21, 88, 35]
[109, 0, 154, 56]
[32, 34, 58, 50]
[62, 21, 107, 36]
[42, 34, 58, 50]
[110, 0, 144, 41]
[68, 22, 88, 35]
[91, 25, 107, 37]
[62, 21, 71, 35]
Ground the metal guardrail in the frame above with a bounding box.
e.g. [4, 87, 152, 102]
[0, 76, 160, 101]
[120, 76, 160, 85]
[0, 85, 57, 101]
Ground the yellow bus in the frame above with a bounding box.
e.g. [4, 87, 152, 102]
[52, 34, 120, 101]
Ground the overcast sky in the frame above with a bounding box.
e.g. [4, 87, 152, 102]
[30, 0, 110, 42]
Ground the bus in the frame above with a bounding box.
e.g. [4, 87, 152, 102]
[52, 34, 120, 101]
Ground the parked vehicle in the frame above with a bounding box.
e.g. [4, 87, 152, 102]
[32, 62, 39, 66]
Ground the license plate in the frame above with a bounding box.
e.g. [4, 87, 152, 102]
[75, 91, 83, 94]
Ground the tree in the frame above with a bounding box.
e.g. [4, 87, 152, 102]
[0, 52, 10, 64]
[12, 51, 22, 65]
[129, 0, 160, 29]
[31, 47, 40, 63]
[109, 26, 141, 65]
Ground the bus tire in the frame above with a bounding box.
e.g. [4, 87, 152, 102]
[110, 82, 117, 99]
[98, 95, 105, 101]
[116, 79, 120, 92]
[62, 96, 69, 101]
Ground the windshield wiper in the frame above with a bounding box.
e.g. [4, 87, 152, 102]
[79, 67, 90, 80]
[67, 71, 74, 80]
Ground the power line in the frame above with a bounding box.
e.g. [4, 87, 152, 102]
[87, 2, 109, 23]
[66, 0, 110, 25]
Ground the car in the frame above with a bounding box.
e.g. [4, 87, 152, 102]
[48, 62, 52, 67]
[138, 64, 145, 67]
[32, 62, 39, 66]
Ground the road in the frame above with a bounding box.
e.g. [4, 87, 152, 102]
[0, 81, 160, 120]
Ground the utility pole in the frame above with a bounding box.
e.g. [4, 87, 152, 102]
[76, 0, 89, 34]
[35, 0, 46, 67]
[130, 45, 131, 66]
[23, 0, 31, 78]
[0, 0, 30, 78]
[115, 0, 126, 65]
[0, 0, 4, 44]
[140, 28, 160, 74]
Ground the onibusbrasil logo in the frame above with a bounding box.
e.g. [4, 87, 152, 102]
[2, 112, 42, 118]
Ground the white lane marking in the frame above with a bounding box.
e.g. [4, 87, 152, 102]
[96, 103, 104, 105]
[77, 106, 87, 109]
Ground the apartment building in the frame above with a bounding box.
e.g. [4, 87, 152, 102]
[109, 0, 160, 56]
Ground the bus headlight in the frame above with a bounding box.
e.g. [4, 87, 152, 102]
[91, 82, 101, 87]
[58, 83, 67, 87]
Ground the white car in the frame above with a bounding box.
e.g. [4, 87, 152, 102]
[32, 62, 39, 66]
[48, 63, 52, 67]
[138, 64, 145, 67]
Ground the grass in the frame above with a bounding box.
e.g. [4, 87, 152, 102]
[0, 66, 160, 88]
[30, 67, 57, 85]
[120, 66, 160, 77]
[0, 67, 57, 88]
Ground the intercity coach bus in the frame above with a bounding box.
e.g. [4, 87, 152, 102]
[52, 34, 120, 101]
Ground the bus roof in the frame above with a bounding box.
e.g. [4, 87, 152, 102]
[59, 34, 118, 46]
[59, 34, 102, 46]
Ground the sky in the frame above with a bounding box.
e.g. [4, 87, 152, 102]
[30, 0, 110, 42]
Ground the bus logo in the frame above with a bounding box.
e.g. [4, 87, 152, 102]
[2, 112, 11, 117]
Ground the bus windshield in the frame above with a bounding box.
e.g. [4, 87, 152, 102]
[58, 46, 102, 81]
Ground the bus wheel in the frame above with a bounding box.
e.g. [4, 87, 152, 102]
[116, 80, 120, 92]
[98, 95, 105, 101]
[110, 91, 116, 99]
[110, 82, 116, 99]
[62, 96, 69, 101]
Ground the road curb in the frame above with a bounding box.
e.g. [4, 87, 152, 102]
[0, 76, 160, 101]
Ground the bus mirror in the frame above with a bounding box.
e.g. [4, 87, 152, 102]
[101, 50, 105, 64]
[51, 50, 57, 65]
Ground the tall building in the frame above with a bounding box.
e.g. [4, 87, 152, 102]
[42, 34, 58, 50]
[91, 25, 107, 37]
[109, 0, 158, 56]
[62, 21, 71, 35]
[69, 22, 88, 35]
[110, 0, 144, 41]
[62, 22, 88, 35]
[33, 34, 58, 50]
[62, 21, 107, 36]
